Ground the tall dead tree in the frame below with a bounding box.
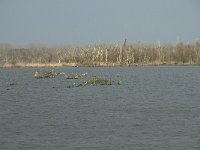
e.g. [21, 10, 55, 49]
[119, 38, 127, 65]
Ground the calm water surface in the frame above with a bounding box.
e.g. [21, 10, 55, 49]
[0, 66, 200, 150]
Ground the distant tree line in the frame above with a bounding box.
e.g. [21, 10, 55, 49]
[0, 40, 200, 67]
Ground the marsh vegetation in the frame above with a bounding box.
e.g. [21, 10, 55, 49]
[0, 40, 200, 67]
[33, 70, 121, 88]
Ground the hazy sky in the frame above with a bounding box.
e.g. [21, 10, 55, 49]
[0, 0, 200, 45]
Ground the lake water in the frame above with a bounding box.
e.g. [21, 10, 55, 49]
[0, 66, 200, 150]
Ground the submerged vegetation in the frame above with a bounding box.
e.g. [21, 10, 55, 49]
[1, 39, 200, 67]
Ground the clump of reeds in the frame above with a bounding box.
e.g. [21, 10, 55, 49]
[67, 77, 121, 88]
[34, 70, 58, 79]
[85, 77, 121, 85]
[64, 73, 87, 79]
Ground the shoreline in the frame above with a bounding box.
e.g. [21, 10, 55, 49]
[0, 62, 199, 68]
